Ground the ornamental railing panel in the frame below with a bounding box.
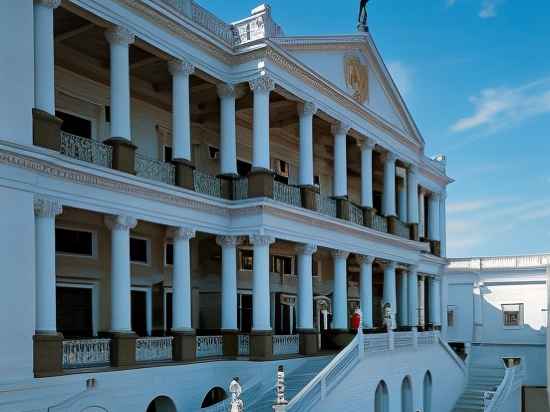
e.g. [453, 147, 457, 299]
[135, 337, 173, 362]
[371, 214, 388, 233]
[394, 332, 414, 349]
[273, 181, 302, 207]
[272, 334, 300, 356]
[233, 177, 248, 200]
[196, 335, 223, 358]
[238, 334, 249, 356]
[315, 194, 337, 218]
[191, 2, 237, 45]
[394, 219, 411, 239]
[62, 339, 111, 369]
[418, 331, 436, 345]
[60, 132, 113, 168]
[349, 203, 364, 225]
[364, 333, 390, 353]
[193, 170, 222, 198]
[135, 153, 176, 185]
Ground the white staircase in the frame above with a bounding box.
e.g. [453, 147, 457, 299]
[452, 366, 505, 412]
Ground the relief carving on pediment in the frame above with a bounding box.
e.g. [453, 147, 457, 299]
[344, 54, 369, 104]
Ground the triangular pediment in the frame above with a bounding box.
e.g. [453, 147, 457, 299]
[275, 35, 424, 147]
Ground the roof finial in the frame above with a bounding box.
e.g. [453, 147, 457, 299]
[357, 0, 371, 32]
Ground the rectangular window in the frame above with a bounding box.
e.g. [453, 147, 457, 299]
[163, 145, 173, 163]
[502, 303, 524, 327]
[165, 243, 174, 266]
[271, 255, 293, 276]
[239, 249, 253, 271]
[56, 110, 92, 139]
[447, 305, 456, 327]
[130, 237, 149, 264]
[55, 228, 94, 257]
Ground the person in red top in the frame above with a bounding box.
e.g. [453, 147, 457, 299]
[351, 308, 362, 331]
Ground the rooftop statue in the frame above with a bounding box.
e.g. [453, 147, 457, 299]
[358, 0, 370, 31]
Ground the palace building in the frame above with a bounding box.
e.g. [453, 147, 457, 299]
[0, 1, 468, 411]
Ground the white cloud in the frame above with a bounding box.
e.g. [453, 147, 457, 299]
[387, 61, 413, 98]
[479, 0, 499, 18]
[446, 0, 457, 7]
[450, 77, 550, 134]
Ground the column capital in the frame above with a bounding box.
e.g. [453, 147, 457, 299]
[168, 58, 195, 76]
[419, 186, 429, 196]
[104, 215, 138, 231]
[331, 122, 350, 136]
[216, 235, 243, 248]
[431, 192, 441, 202]
[36, 0, 61, 8]
[357, 137, 376, 151]
[249, 75, 275, 93]
[408, 164, 418, 176]
[408, 264, 419, 273]
[382, 151, 398, 163]
[216, 83, 237, 99]
[168, 227, 196, 241]
[298, 102, 317, 117]
[331, 250, 350, 259]
[249, 234, 275, 246]
[105, 26, 135, 46]
[356, 255, 376, 265]
[34, 197, 62, 218]
[381, 260, 397, 270]
[296, 243, 317, 256]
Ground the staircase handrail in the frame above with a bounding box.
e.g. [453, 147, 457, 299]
[484, 364, 522, 412]
[437, 335, 466, 373]
[287, 333, 361, 410]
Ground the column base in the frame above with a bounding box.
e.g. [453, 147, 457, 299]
[32, 109, 63, 152]
[410, 223, 419, 241]
[300, 186, 318, 211]
[104, 137, 137, 174]
[387, 215, 399, 235]
[362, 207, 376, 228]
[108, 332, 138, 367]
[33, 333, 63, 377]
[321, 329, 355, 351]
[173, 159, 195, 190]
[298, 329, 318, 355]
[172, 329, 196, 362]
[222, 330, 239, 357]
[248, 168, 274, 198]
[335, 198, 350, 221]
[250, 330, 273, 361]
[429, 240, 441, 257]
[219, 174, 238, 200]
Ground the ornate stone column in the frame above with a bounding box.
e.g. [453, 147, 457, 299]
[169, 227, 196, 361]
[359, 138, 376, 225]
[407, 265, 419, 329]
[418, 188, 427, 240]
[382, 261, 397, 330]
[104, 26, 137, 174]
[439, 191, 447, 257]
[168, 59, 195, 189]
[33, 197, 63, 376]
[473, 281, 484, 342]
[398, 178, 408, 223]
[217, 83, 239, 174]
[418, 275, 426, 328]
[33, 0, 63, 151]
[298, 102, 318, 210]
[331, 250, 350, 330]
[332, 123, 351, 220]
[216, 235, 242, 356]
[407, 166, 420, 240]
[248, 76, 275, 198]
[399, 269, 409, 328]
[296, 243, 317, 354]
[430, 277, 442, 329]
[383, 152, 398, 235]
[105, 215, 138, 367]
[428, 192, 441, 256]
[358, 255, 375, 329]
[250, 234, 275, 360]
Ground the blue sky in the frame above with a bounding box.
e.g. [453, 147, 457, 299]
[197, 0, 550, 257]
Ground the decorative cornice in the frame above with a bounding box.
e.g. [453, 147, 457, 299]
[249, 75, 276, 93]
[168, 226, 196, 241]
[105, 26, 135, 46]
[216, 235, 243, 248]
[216, 83, 237, 99]
[34, 197, 62, 218]
[249, 234, 275, 246]
[356, 255, 376, 265]
[296, 244, 317, 256]
[331, 250, 350, 259]
[36, 0, 61, 8]
[331, 122, 351, 137]
[298, 102, 317, 117]
[167, 59, 195, 76]
[104, 215, 137, 231]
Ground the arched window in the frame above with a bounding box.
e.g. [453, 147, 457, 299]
[201, 387, 228, 408]
[146, 396, 177, 412]
[423, 371, 433, 412]
[401, 376, 413, 412]
[374, 380, 389, 412]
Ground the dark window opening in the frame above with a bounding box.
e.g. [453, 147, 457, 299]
[105, 106, 111, 123]
[373, 191, 383, 214]
[165, 243, 174, 266]
[131, 290, 147, 337]
[271, 255, 293, 275]
[56, 111, 92, 139]
[166, 292, 173, 332]
[164, 146, 173, 163]
[240, 249, 253, 271]
[208, 145, 220, 160]
[56, 286, 93, 338]
[238, 294, 252, 333]
[130, 237, 148, 264]
[56, 228, 93, 256]
[237, 159, 252, 177]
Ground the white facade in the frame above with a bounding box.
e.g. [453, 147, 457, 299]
[0, 0, 456, 411]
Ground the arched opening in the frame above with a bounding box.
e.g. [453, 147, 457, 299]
[401, 376, 413, 412]
[201, 387, 228, 408]
[374, 380, 389, 412]
[423, 371, 433, 412]
[146, 396, 177, 412]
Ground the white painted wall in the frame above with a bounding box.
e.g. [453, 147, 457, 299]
[317, 342, 465, 412]
[0, 187, 35, 382]
[0, 0, 34, 145]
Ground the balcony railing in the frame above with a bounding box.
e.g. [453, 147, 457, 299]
[193, 170, 222, 197]
[315, 194, 337, 218]
[371, 214, 388, 233]
[60, 132, 113, 168]
[393, 331, 415, 348]
[417, 331, 436, 345]
[349, 203, 364, 225]
[233, 177, 249, 200]
[272, 334, 300, 356]
[196, 335, 223, 358]
[136, 337, 173, 362]
[394, 219, 410, 239]
[364, 333, 391, 353]
[238, 334, 249, 356]
[62, 339, 111, 369]
[135, 153, 176, 185]
[273, 181, 302, 207]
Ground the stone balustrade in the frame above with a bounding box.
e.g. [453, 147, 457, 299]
[196, 335, 223, 358]
[136, 337, 173, 362]
[62, 338, 111, 369]
[272, 334, 300, 356]
[60, 132, 113, 168]
[135, 153, 176, 185]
